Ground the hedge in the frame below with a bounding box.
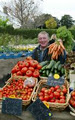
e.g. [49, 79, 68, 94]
[0, 27, 75, 39]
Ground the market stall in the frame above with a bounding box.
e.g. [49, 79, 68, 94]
[0, 51, 75, 120]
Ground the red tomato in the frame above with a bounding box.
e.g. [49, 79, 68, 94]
[48, 89, 52, 95]
[29, 60, 38, 68]
[55, 99, 60, 103]
[71, 91, 75, 97]
[59, 99, 65, 103]
[41, 88, 46, 93]
[60, 91, 64, 96]
[49, 93, 54, 99]
[39, 96, 44, 101]
[24, 61, 29, 67]
[72, 96, 75, 100]
[62, 88, 67, 94]
[60, 96, 65, 99]
[26, 70, 32, 77]
[21, 67, 28, 74]
[18, 61, 26, 69]
[50, 99, 55, 102]
[11, 66, 20, 74]
[29, 67, 35, 72]
[33, 70, 40, 78]
[36, 64, 42, 70]
[50, 87, 55, 92]
[16, 71, 22, 76]
[55, 85, 60, 90]
[56, 88, 61, 93]
[38, 92, 44, 97]
[54, 91, 60, 99]
[44, 95, 49, 101]
[72, 101, 75, 108]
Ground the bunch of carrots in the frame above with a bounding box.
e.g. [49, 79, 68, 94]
[48, 40, 65, 60]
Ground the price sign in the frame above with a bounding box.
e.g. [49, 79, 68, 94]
[46, 74, 65, 86]
[27, 98, 52, 120]
[2, 98, 22, 116]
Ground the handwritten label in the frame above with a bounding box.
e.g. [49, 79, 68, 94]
[27, 98, 52, 120]
[46, 74, 64, 86]
[2, 98, 22, 116]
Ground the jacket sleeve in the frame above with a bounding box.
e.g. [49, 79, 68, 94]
[58, 50, 66, 64]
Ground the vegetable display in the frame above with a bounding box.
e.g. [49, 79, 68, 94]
[11, 57, 42, 78]
[38, 84, 67, 103]
[40, 60, 65, 77]
[69, 91, 75, 108]
[2, 78, 36, 100]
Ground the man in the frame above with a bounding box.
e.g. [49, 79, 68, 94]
[32, 31, 51, 62]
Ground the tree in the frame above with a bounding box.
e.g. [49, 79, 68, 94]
[2, 0, 41, 28]
[33, 14, 52, 28]
[60, 15, 75, 28]
[53, 17, 60, 28]
[0, 18, 9, 28]
[45, 17, 57, 29]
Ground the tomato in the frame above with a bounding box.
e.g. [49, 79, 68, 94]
[18, 61, 26, 69]
[55, 85, 60, 91]
[26, 70, 32, 77]
[72, 101, 75, 108]
[33, 70, 40, 78]
[62, 88, 67, 94]
[56, 88, 61, 93]
[54, 91, 60, 99]
[29, 60, 38, 68]
[72, 96, 75, 100]
[60, 91, 64, 96]
[71, 91, 75, 97]
[59, 99, 65, 103]
[21, 67, 28, 74]
[41, 88, 46, 93]
[60, 96, 65, 99]
[49, 93, 54, 99]
[50, 99, 55, 102]
[44, 95, 49, 101]
[29, 67, 35, 72]
[44, 89, 48, 94]
[55, 99, 60, 103]
[50, 87, 55, 92]
[16, 71, 22, 76]
[69, 99, 73, 105]
[11, 66, 20, 74]
[36, 64, 42, 70]
[38, 92, 44, 97]
[24, 61, 29, 67]
[39, 96, 44, 101]
[48, 89, 52, 95]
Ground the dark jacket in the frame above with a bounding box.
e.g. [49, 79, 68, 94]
[32, 41, 66, 64]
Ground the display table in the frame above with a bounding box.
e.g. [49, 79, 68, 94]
[0, 106, 75, 120]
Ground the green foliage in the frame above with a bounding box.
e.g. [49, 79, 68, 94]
[0, 18, 9, 28]
[45, 17, 57, 29]
[60, 15, 74, 28]
[57, 26, 73, 52]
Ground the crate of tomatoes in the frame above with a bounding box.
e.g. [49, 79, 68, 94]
[1, 76, 38, 106]
[69, 90, 75, 114]
[32, 79, 70, 111]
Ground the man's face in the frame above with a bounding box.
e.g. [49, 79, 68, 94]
[38, 34, 49, 48]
